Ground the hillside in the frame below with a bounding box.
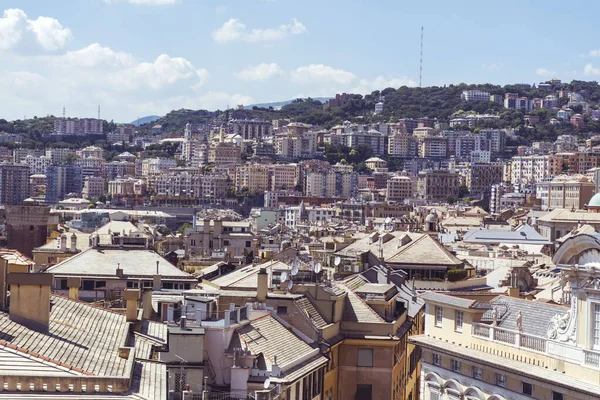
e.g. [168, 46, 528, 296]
[131, 115, 162, 126]
[246, 97, 332, 109]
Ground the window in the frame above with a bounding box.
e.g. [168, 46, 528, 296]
[428, 389, 440, 400]
[432, 353, 441, 366]
[435, 306, 443, 326]
[522, 382, 533, 396]
[455, 310, 464, 331]
[82, 280, 94, 290]
[451, 359, 461, 372]
[472, 366, 483, 380]
[552, 391, 564, 400]
[95, 281, 106, 288]
[127, 281, 140, 288]
[594, 303, 600, 349]
[56, 279, 68, 290]
[277, 306, 288, 315]
[496, 373, 506, 387]
[190, 239, 196, 247]
[357, 348, 374, 367]
[246, 241, 251, 248]
[223, 240, 230, 246]
[356, 384, 372, 400]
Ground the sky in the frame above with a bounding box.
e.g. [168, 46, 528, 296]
[1, 0, 600, 122]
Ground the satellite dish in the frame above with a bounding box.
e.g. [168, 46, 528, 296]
[291, 264, 299, 276]
[280, 271, 288, 283]
[287, 280, 293, 290]
[314, 262, 322, 274]
[385, 217, 392, 224]
[334, 256, 341, 266]
[292, 258, 300, 269]
[263, 378, 271, 389]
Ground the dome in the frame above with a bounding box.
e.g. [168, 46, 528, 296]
[425, 210, 438, 223]
[589, 193, 600, 207]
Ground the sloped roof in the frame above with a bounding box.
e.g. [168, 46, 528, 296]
[230, 315, 315, 368]
[295, 298, 328, 329]
[336, 276, 384, 323]
[463, 206, 489, 217]
[386, 234, 463, 267]
[0, 295, 129, 376]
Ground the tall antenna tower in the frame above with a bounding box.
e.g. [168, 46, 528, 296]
[419, 26, 424, 88]
[98, 105, 100, 120]
[62, 107, 66, 120]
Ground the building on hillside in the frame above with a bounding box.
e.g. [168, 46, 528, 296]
[208, 142, 241, 165]
[388, 133, 418, 157]
[416, 170, 460, 200]
[509, 155, 562, 185]
[0, 163, 30, 205]
[535, 175, 595, 211]
[235, 164, 270, 195]
[418, 136, 448, 158]
[82, 176, 105, 199]
[228, 118, 272, 140]
[461, 90, 490, 102]
[305, 170, 358, 199]
[45, 148, 74, 163]
[387, 175, 414, 202]
[45, 164, 83, 204]
[466, 163, 503, 197]
[411, 260, 600, 400]
[184, 219, 256, 264]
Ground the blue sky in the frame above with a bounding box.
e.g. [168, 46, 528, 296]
[1, 0, 600, 122]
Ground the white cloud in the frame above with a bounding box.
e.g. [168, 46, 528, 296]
[584, 63, 600, 76]
[104, 0, 180, 5]
[290, 64, 356, 85]
[211, 18, 306, 43]
[107, 54, 208, 91]
[589, 49, 600, 57]
[59, 43, 134, 68]
[235, 63, 282, 81]
[0, 8, 72, 52]
[351, 76, 417, 93]
[536, 67, 556, 77]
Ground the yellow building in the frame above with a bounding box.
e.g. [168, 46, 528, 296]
[411, 242, 600, 400]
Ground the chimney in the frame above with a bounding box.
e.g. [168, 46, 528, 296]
[116, 263, 124, 278]
[70, 233, 77, 252]
[214, 219, 223, 235]
[507, 287, 520, 298]
[123, 288, 140, 322]
[7, 273, 53, 333]
[257, 268, 268, 302]
[60, 234, 67, 251]
[386, 266, 391, 284]
[153, 274, 162, 290]
[142, 288, 153, 319]
[203, 219, 210, 233]
[67, 277, 81, 300]
[180, 315, 187, 330]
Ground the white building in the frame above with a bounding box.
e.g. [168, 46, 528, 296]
[510, 155, 562, 186]
[22, 155, 51, 174]
[461, 90, 491, 102]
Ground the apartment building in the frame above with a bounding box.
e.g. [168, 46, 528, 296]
[416, 170, 460, 200]
[108, 124, 135, 143]
[388, 133, 418, 157]
[22, 155, 51, 174]
[461, 90, 491, 101]
[305, 170, 358, 199]
[208, 142, 241, 165]
[509, 155, 563, 185]
[76, 145, 104, 159]
[45, 164, 83, 204]
[479, 129, 507, 154]
[386, 175, 414, 202]
[103, 160, 136, 179]
[152, 170, 203, 197]
[275, 130, 319, 158]
[82, 176, 105, 199]
[466, 163, 504, 197]
[45, 148, 74, 163]
[455, 135, 490, 160]
[0, 163, 31, 205]
[412, 259, 600, 400]
[54, 118, 103, 135]
[269, 163, 299, 191]
[556, 152, 600, 174]
[141, 157, 177, 176]
[109, 176, 145, 198]
[228, 118, 272, 140]
[535, 175, 595, 211]
[184, 219, 255, 262]
[13, 148, 44, 162]
[342, 129, 386, 155]
[419, 136, 448, 158]
[235, 164, 270, 195]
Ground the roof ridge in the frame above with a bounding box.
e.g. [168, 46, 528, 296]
[340, 283, 385, 323]
[51, 292, 125, 316]
[0, 340, 93, 376]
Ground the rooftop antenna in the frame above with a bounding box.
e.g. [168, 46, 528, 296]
[97, 105, 100, 120]
[419, 26, 424, 88]
[62, 107, 66, 120]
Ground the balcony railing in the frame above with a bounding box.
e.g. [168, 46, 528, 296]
[584, 350, 600, 368]
[472, 322, 546, 352]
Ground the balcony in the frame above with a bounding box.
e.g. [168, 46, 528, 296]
[471, 322, 600, 368]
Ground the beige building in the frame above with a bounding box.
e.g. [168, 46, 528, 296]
[417, 170, 460, 200]
[387, 175, 414, 202]
[208, 142, 241, 165]
[365, 157, 388, 171]
[388, 133, 418, 157]
[305, 170, 357, 199]
[535, 175, 595, 211]
[412, 252, 600, 400]
[185, 219, 256, 263]
[510, 155, 563, 185]
[235, 164, 270, 195]
[269, 163, 299, 191]
[82, 175, 105, 199]
[419, 136, 448, 158]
